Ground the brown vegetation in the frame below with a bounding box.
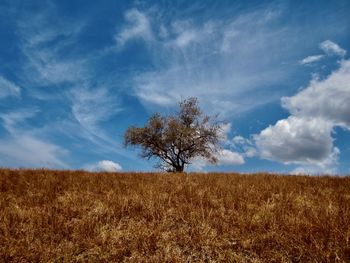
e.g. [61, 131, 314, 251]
[1, 169, 350, 262]
[124, 97, 222, 172]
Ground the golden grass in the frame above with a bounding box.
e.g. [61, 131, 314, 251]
[1, 169, 350, 262]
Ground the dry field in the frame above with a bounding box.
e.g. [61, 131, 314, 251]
[0, 169, 350, 262]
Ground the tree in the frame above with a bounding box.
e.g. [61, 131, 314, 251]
[124, 97, 222, 172]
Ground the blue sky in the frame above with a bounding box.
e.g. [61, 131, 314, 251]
[0, 0, 349, 174]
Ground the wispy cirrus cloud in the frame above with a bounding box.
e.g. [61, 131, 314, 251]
[115, 5, 350, 172]
[17, 7, 88, 88]
[115, 6, 304, 116]
[0, 135, 68, 168]
[0, 76, 21, 98]
[2, 1, 348, 173]
[115, 8, 154, 47]
[0, 108, 38, 133]
[71, 86, 122, 142]
[320, 40, 347, 57]
[0, 109, 68, 168]
[299, 39, 346, 66]
[12, 4, 125, 162]
[299, 55, 324, 65]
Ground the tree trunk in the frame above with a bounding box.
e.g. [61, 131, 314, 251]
[174, 165, 184, 172]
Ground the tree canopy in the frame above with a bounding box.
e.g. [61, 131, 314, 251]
[124, 97, 222, 172]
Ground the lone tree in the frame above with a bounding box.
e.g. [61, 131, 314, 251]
[124, 97, 222, 172]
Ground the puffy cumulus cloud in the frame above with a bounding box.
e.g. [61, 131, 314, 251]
[320, 40, 347, 57]
[282, 60, 350, 129]
[232, 136, 257, 158]
[191, 149, 245, 171]
[254, 116, 336, 165]
[189, 122, 245, 170]
[217, 149, 245, 166]
[86, 160, 122, 172]
[0, 76, 21, 98]
[299, 55, 324, 65]
[214, 122, 246, 165]
[217, 122, 232, 142]
[290, 158, 339, 175]
[115, 9, 153, 46]
[97, 160, 122, 172]
[254, 58, 350, 171]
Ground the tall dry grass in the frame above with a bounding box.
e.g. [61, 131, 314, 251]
[0, 169, 350, 262]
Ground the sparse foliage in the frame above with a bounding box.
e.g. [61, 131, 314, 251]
[124, 97, 222, 172]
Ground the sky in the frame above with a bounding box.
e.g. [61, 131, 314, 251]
[0, 0, 349, 174]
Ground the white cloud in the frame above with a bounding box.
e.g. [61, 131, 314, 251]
[232, 135, 248, 145]
[217, 149, 245, 165]
[299, 40, 346, 67]
[299, 55, 324, 65]
[254, 116, 336, 165]
[20, 42, 87, 87]
[116, 7, 295, 116]
[319, 40, 346, 57]
[173, 29, 198, 48]
[169, 21, 216, 48]
[0, 109, 38, 134]
[254, 58, 350, 170]
[115, 9, 153, 46]
[0, 109, 68, 168]
[17, 10, 88, 87]
[232, 136, 257, 158]
[71, 87, 121, 131]
[69, 86, 123, 153]
[0, 76, 21, 98]
[290, 159, 339, 175]
[189, 122, 245, 170]
[282, 60, 350, 129]
[0, 135, 67, 168]
[15, 9, 126, 156]
[190, 157, 208, 171]
[85, 160, 122, 172]
[217, 122, 232, 142]
[191, 148, 245, 170]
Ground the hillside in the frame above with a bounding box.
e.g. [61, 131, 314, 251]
[1, 169, 350, 262]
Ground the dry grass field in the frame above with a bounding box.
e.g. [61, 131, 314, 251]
[0, 169, 350, 262]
